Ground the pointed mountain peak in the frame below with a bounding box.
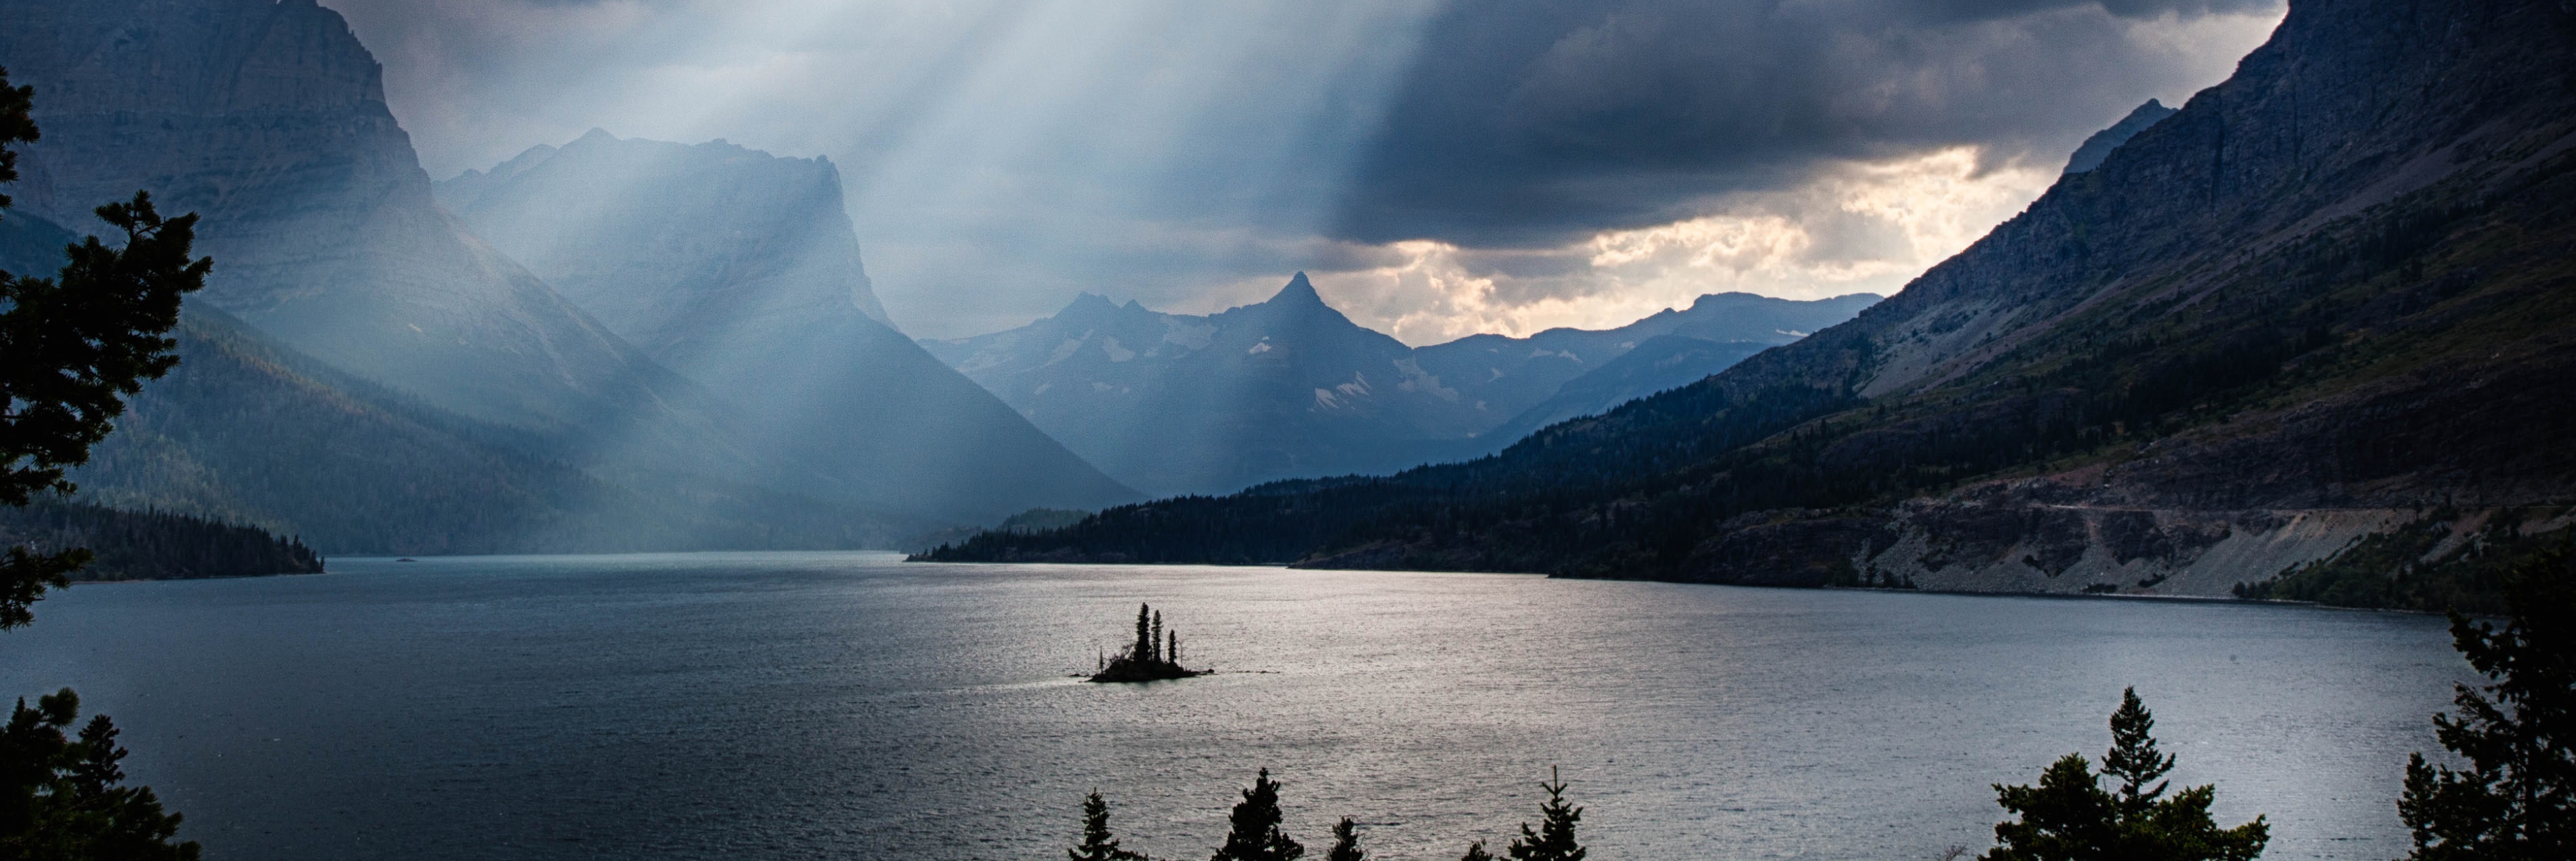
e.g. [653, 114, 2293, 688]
[1269, 272, 1323, 306]
[1053, 292, 1125, 321]
[2063, 99, 2179, 176]
[571, 127, 619, 147]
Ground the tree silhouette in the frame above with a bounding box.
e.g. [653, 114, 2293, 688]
[0, 689, 197, 859]
[1211, 769, 1302, 861]
[1982, 688, 2267, 861]
[1325, 816, 1364, 861]
[0, 66, 28, 210]
[1091, 603, 1203, 682]
[1070, 790, 1148, 861]
[2399, 545, 2573, 860]
[0, 65, 205, 860]
[1135, 603, 1153, 661]
[1457, 840, 1493, 861]
[2103, 689, 2175, 816]
[1507, 768, 1586, 861]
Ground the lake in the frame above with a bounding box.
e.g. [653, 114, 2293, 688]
[0, 553, 2468, 860]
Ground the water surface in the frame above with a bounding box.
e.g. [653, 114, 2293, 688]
[0, 553, 2466, 860]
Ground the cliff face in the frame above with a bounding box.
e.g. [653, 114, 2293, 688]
[436, 131, 893, 337]
[439, 132, 1138, 520]
[931, 0, 2576, 609]
[0, 0, 715, 445]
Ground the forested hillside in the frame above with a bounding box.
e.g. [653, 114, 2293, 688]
[922, 0, 2576, 612]
[0, 502, 321, 581]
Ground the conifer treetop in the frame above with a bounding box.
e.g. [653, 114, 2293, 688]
[1508, 767, 1587, 861]
[1211, 768, 1304, 861]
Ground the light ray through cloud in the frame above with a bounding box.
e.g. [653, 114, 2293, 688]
[324, 0, 2284, 342]
[1305, 146, 2061, 345]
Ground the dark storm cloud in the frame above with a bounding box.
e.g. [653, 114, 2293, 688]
[1335, 0, 2282, 246]
[317, 0, 2278, 340]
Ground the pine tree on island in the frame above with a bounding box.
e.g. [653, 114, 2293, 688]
[1089, 602, 1209, 683]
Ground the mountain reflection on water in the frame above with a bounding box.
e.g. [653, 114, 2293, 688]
[0, 553, 2461, 860]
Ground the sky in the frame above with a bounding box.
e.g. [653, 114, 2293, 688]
[323, 0, 2287, 344]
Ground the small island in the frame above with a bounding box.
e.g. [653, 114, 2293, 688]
[1088, 603, 1210, 683]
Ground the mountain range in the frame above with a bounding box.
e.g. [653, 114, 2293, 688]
[0, 0, 1133, 553]
[435, 131, 1133, 521]
[923, 280, 1876, 494]
[923, 0, 2576, 614]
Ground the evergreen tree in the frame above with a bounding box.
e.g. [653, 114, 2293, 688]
[0, 689, 197, 860]
[1457, 840, 1493, 861]
[1135, 603, 1153, 660]
[1211, 769, 1302, 861]
[1507, 768, 1586, 861]
[1982, 689, 2268, 861]
[2398, 546, 2573, 860]
[1152, 611, 1165, 663]
[0, 66, 205, 860]
[2103, 688, 2175, 816]
[0, 65, 28, 211]
[1070, 790, 1147, 861]
[1987, 755, 2116, 860]
[0, 77, 207, 624]
[1325, 816, 1363, 861]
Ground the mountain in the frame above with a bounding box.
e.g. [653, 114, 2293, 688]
[78, 305, 923, 555]
[1, 205, 917, 554]
[0, 0, 736, 460]
[1470, 335, 1774, 450]
[0, 0, 1121, 538]
[923, 0, 2576, 614]
[923, 279, 1875, 494]
[1410, 292, 1883, 456]
[434, 130, 895, 330]
[922, 275, 1481, 495]
[2061, 99, 2176, 175]
[436, 132, 1136, 520]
